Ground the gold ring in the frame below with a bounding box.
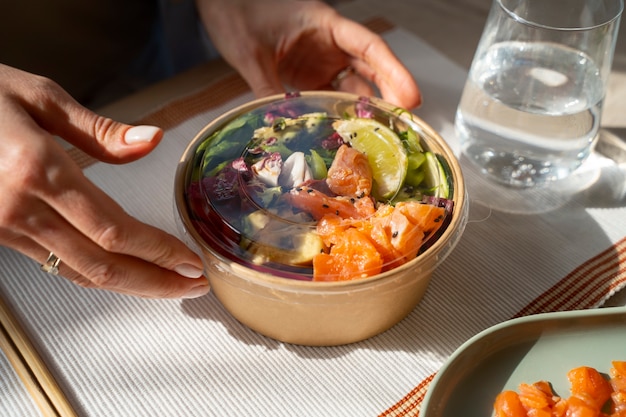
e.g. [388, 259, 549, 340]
[331, 66, 356, 89]
[41, 252, 61, 275]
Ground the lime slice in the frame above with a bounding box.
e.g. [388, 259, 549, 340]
[333, 118, 408, 200]
[423, 152, 450, 198]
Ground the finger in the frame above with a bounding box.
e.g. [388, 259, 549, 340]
[6, 234, 84, 285]
[3, 232, 99, 289]
[196, 0, 287, 99]
[21, 204, 209, 299]
[10, 222, 208, 299]
[332, 18, 422, 109]
[32, 150, 206, 280]
[331, 67, 375, 97]
[14, 72, 163, 164]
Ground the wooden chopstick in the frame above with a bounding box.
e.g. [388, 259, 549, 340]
[0, 297, 78, 417]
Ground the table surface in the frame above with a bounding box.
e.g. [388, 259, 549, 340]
[1, 1, 626, 416]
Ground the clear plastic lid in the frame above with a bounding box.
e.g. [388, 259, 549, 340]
[182, 92, 458, 281]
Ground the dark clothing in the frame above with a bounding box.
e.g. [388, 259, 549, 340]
[0, 0, 218, 108]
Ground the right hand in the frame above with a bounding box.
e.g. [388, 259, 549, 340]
[195, 0, 421, 109]
[0, 64, 209, 299]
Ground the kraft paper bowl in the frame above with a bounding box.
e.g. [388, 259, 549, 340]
[174, 91, 467, 346]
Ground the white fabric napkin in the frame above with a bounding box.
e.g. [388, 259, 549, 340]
[0, 350, 43, 417]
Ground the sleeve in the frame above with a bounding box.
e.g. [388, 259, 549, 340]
[124, 0, 221, 87]
[155, 0, 221, 75]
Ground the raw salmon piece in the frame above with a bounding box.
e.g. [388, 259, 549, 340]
[387, 208, 424, 262]
[611, 361, 626, 415]
[612, 361, 626, 376]
[312, 228, 382, 281]
[326, 144, 373, 198]
[568, 366, 613, 410]
[351, 204, 425, 268]
[357, 215, 403, 268]
[285, 186, 375, 221]
[610, 361, 626, 393]
[612, 392, 626, 415]
[565, 394, 603, 417]
[551, 398, 569, 417]
[494, 390, 527, 417]
[518, 381, 555, 412]
[526, 408, 552, 417]
[316, 214, 349, 247]
[394, 201, 446, 234]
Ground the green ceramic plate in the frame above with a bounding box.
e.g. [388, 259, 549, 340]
[420, 307, 626, 417]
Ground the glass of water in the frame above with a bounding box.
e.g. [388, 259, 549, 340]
[456, 0, 623, 188]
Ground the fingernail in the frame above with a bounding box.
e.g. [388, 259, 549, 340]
[124, 125, 161, 144]
[174, 263, 204, 279]
[183, 282, 210, 299]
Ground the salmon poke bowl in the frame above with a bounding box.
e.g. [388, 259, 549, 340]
[174, 91, 467, 346]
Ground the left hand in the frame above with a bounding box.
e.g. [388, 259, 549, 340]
[195, 0, 421, 109]
[0, 64, 209, 299]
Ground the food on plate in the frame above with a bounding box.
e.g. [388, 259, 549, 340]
[186, 96, 454, 281]
[493, 361, 626, 417]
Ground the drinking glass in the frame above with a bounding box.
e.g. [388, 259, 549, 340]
[456, 0, 623, 187]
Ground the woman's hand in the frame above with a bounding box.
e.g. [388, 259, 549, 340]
[0, 64, 209, 298]
[196, 0, 421, 109]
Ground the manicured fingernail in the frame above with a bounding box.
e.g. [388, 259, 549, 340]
[124, 125, 161, 144]
[183, 282, 210, 299]
[174, 263, 204, 278]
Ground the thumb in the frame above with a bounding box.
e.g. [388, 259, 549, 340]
[34, 87, 163, 164]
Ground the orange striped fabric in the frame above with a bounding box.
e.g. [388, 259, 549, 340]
[513, 236, 626, 316]
[380, 374, 436, 417]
